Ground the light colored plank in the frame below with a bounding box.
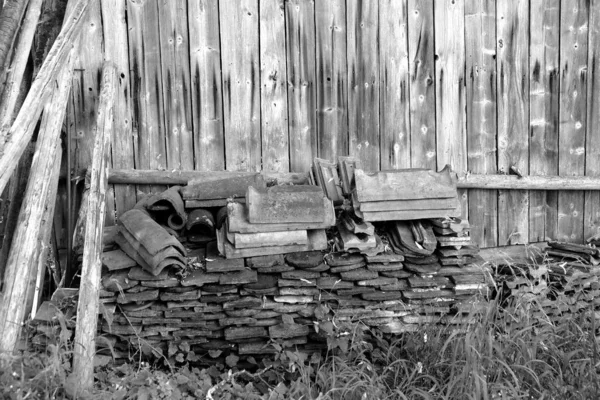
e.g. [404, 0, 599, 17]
[127, 0, 167, 194]
[435, 0, 467, 221]
[70, 0, 103, 193]
[260, 0, 289, 172]
[189, 0, 225, 171]
[158, 0, 193, 170]
[558, 0, 588, 243]
[347, 0, 379, 171]
[379, 0, 410, 170]
[529, 0, 559, 242]
[465, 0, 497, 248]
[315, 0, 347, 162]
[101, 0, 136, 219]
[496, 0, 529, 245]
[286, 0, 317, 172]
[586, 0, 600, 240]
[408, 0, 436, 169]
[219, 0, 261, 171]
[434, 0, 466, 174]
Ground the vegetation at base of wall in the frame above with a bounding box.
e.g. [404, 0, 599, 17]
[2, 266, 600, 399]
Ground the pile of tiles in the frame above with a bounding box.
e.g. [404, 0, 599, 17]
[218, 185, 335, 258]
[98, 224, 491, 365]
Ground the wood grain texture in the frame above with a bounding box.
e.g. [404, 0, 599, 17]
[127, 0, 167, 194]
[379, 0, 410, 170]
[260, 0, 289, 172]
[529, 0, 559, 242]
[315, 0, 347, 162]
[189, 0, 224, 171]
[0, 58, 72, 353]
[408, 0, 435, 169]
[158, 0, 194, 170]
[220, 0, 261, 171]
[286, 0, 317, 172]
[434, 0, 467, 219]
[101, 0, 136, 220]
[0, 0, 89, 195]
[347, 0, 379, 171]
[496, 0, 529, 245]
[586, 0, 600, 240]
[465, 0, 497, 247]
[558, 0, 588, 243]
[70, 0, 103, 190]
[72, 63, 115, 391]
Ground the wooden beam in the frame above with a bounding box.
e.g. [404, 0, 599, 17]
[0, 0, 29, 81]
[0, 55, 73, 354]
[71, 63, 116, 393]
[107, 169, 309, 186]
[457, 174, 600, 191]
[0, 0, 43, 125]
[0, 0, 89, 195]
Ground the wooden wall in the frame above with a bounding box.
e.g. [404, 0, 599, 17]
[67, 0, 600, 248]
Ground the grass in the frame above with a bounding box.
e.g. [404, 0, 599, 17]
[2, 261, 600, 399]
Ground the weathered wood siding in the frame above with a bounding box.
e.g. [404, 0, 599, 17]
[67, 0, 600, 247]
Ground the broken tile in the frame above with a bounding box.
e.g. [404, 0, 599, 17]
[361, 291, 404, 301]
[340, 268, 378, 281]
[102, 249, 137, 271]
[246, 254, 285, 269]
[219, 317, 257, 327]
[219, 269, 257, 285]
[367, 262, 404, 272]
[159, 290, 201, 302]
[117, 290, 159, 304]
[268, 324, 310, 339]
[316, 277, 354, 290]
[325, 252, 365, 267]
[357, 277, 398, 287]
[285, 251, 324, 268]
[102, 271, 139, 292]
[181, 270, 220, 287]
[223, 297, 262, 310]
[281, 270, 321, 280]
[279, 288, 320, 296]
[225, 326, 268, 341]
[273, 296, 314, 304]
[243, 274, 279, 290]
[205, 257, 245, 273]
[330, 262, 366, 273]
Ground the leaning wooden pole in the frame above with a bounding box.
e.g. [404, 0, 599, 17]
[0, 0, 89, 195]
[0, 0, 43, 125]
[71, 62, 117, 392]
[0, 57, 74, 353]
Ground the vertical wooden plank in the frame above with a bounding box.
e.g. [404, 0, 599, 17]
[497, 0, 529, 245]
[558, 0, 588, 243]
[529, 0, 559, 242]
[286, 0, 317, 172]
[435, 0, 467, 218]
[260, 0, 289, 172]
[127, 0, 167, 194]
[407, 0, 436, 170]
[586, 0, 600, 239]
[465, 0, 497, 248]
[379, 0, 410, 170]
[189, 0, 224, 171]
[220, 0, 261, 172]
[347, 0, 379, 172]
[315, 0, 347, 162]
[101, 0, 136, 220]
[158, 0, 194, 170]
[69, 0, 110, 219]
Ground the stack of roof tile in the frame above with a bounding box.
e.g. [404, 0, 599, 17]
[218, 185, 335, 259]
[351, 167, 461, 222]
[114, 209, 187, 276]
